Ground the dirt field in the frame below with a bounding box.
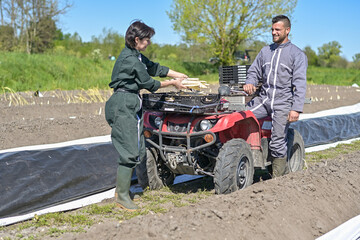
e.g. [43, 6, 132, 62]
[1, 84, 359, 150]
[1, 84, 360, 239]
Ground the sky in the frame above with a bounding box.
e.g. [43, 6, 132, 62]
[59, 0, 360, 61]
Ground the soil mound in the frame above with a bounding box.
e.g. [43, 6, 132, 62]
[66, 153, 360, 240]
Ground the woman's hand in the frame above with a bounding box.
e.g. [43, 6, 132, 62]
[172, 78, 187, 90]
[160, 78, 187, 90]
[167, 69, 188, 79]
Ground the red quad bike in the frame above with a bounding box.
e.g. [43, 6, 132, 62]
[136, 67, 305, 194]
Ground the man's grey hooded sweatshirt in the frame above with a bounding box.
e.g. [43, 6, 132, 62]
[246, 41, 307, 158]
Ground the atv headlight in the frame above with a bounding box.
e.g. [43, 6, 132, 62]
[200, 120, 212, 131]
[154, 117, 162, 128]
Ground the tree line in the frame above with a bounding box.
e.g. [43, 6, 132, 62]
[1, 0, 359, 69]
[304, 41, 360, 69]
[0, 0, 71, 53]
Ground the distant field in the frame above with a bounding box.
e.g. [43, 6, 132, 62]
[307, 66, 360, 86]
[1, 52, 359, 92]
[0, 52, 114, 92]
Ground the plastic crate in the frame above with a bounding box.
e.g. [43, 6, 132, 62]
[142, 93, 222, 114]
[219, 65, 250, 85]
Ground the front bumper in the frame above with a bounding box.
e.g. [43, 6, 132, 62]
[146, 129, 216, 165]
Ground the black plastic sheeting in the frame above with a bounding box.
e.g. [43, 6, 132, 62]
[291, 112, 360, 147]
[0, 143, 118, 218]
[1, 112, 360, 219]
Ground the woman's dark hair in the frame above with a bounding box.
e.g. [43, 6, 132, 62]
[125, 20, 155, 48]
[272, 15, 291, 28]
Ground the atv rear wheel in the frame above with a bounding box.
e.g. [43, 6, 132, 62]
[146, 147, 175, 190]
[286, 128, 305, 172]
[214, 139, 254, 194]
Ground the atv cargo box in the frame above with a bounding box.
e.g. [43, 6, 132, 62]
[219, 65, 250, 85]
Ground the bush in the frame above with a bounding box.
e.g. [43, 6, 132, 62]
[349, 61, 360, 70]
[329, 56, 348, 68]
[91, 49, 103, 63]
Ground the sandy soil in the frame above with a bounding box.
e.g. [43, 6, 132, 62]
[1, 84, 360, 240]
[65, 154, 360, 240]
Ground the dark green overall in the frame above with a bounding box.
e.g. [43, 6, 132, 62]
[105, 45, 169, 168]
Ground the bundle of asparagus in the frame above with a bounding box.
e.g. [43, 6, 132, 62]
[181, 78, 209, 91]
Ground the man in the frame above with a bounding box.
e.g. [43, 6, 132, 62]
[243, 15, 307, 177]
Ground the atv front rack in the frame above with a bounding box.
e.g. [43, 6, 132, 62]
[142, 92, 223, 114]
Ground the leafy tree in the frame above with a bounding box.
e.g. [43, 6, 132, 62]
[236, 40, 267, 64]
[167, 0, 297, 65]
[29, 16, 57, 53]
[246, 40, 267, 54]
[350, 53, 360, 69]
[0, 24, 14, 50]
[91, 28, 125, 57]
[0, 0, 4, 25]
[317, 41, 342, 67]
[145, 43, 161, 59]
[352, 53, 360, 63]
[303, 46, 319, 66]
[0, 0, 72, 53]
[155, 44, 178, 60]
[329, 56, 347, 69]
[146, 42, 211, 62]
[187, 43, 213, 62]
[53, 32, 83, 56]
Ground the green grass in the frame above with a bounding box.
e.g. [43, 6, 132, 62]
[0, 51, 114, 92]
[305, 140, 360, 164]
[307, 65, 360, 85]
[0, 51, 220, 92]
[1, 51, 360, 92]
[32, 212, 94, 228]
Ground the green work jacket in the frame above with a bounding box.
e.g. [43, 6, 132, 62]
[105, 45, 170, 167]
[109, 45, 169, 92]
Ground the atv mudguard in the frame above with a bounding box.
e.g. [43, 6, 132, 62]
[211, 111, 262, 150]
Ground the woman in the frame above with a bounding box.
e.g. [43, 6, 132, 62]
[105, 20, 187, 211]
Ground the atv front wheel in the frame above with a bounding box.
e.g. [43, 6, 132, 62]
[135, 153, 149, 190]
[286, 128, 305, 172]
[146, 147, 175, 190]
[214, 139, 254, 194]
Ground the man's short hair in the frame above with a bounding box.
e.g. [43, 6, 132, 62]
[125, 20, 155, 48]
[272, 15, 291, 29]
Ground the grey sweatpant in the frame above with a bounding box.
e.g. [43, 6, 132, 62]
[247, 96, 291, 158]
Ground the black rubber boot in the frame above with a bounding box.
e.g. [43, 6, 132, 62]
[115, 165, 138, 211]
[129, 192, 141, 201]
[272, 157, 287, 178]
[115, 191, 140, 202]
